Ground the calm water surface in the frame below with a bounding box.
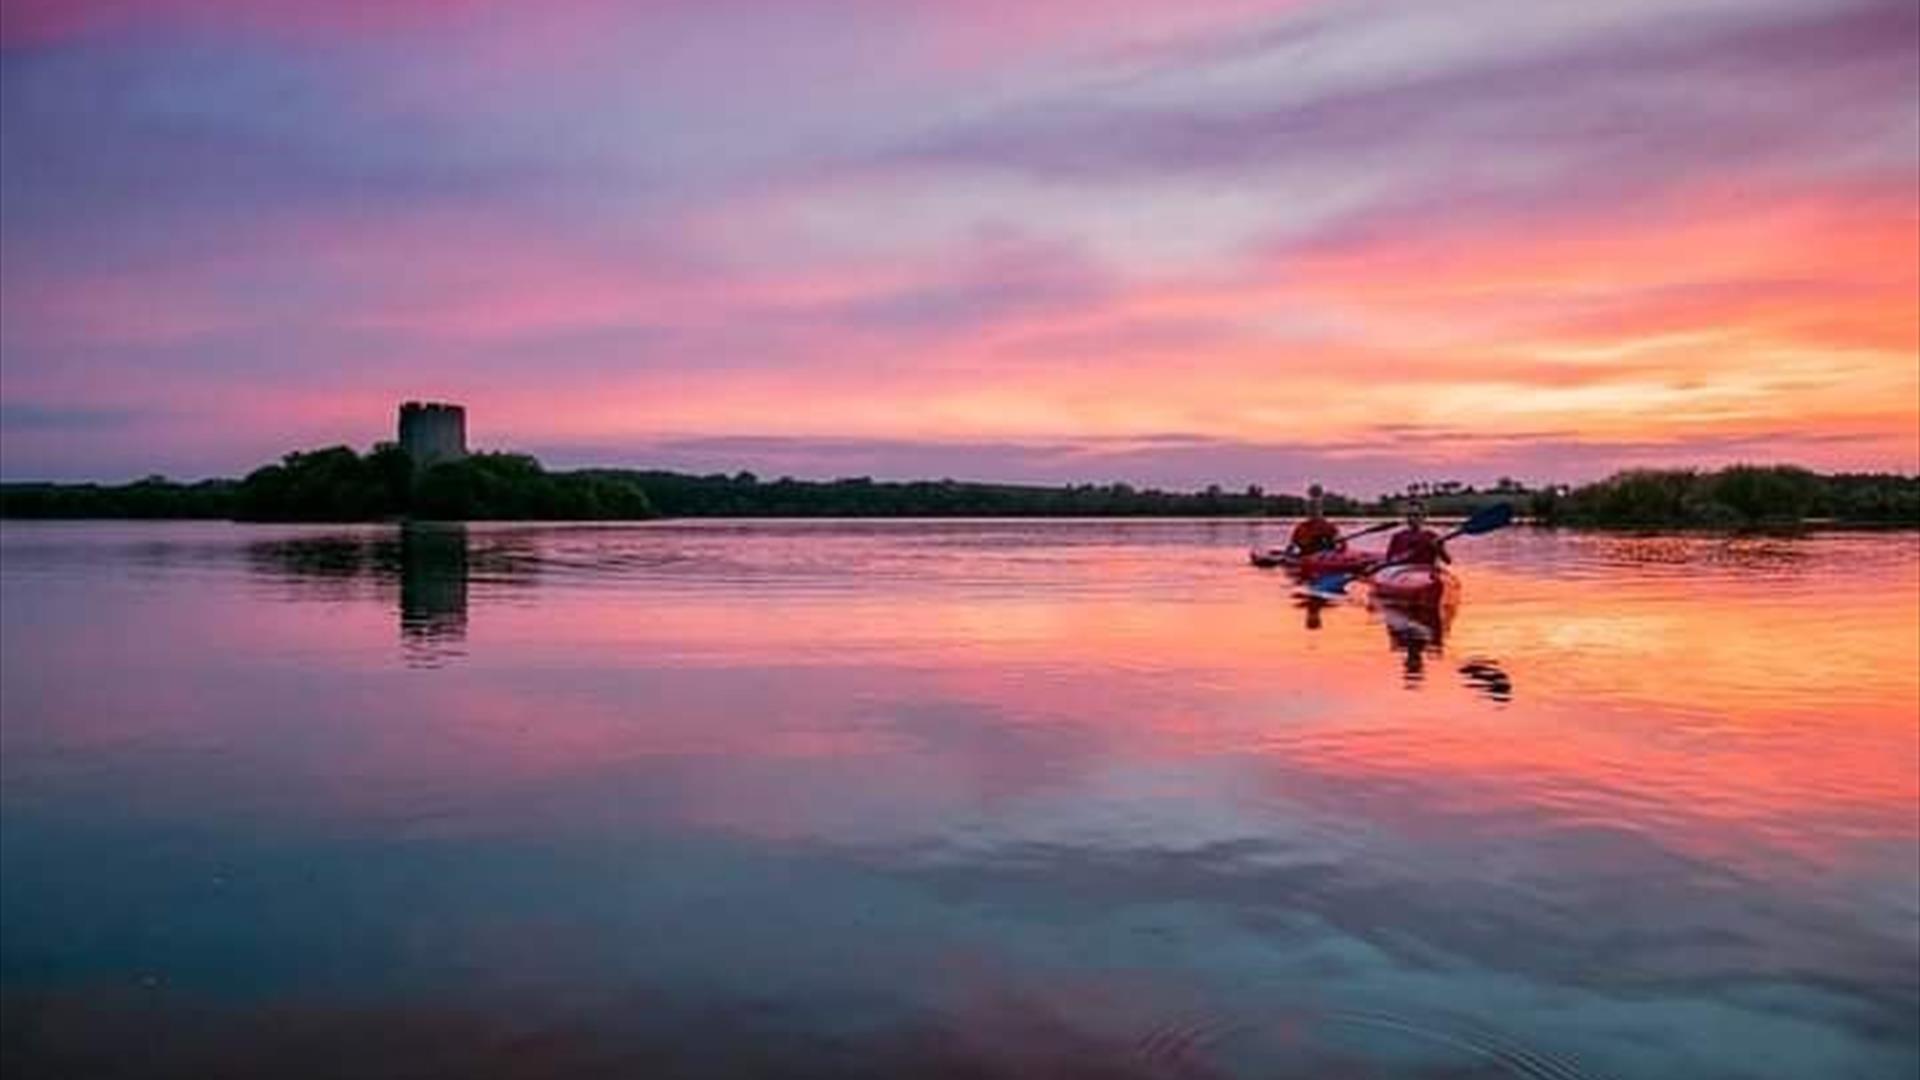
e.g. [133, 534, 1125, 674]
[2, 520, 1916, 1079]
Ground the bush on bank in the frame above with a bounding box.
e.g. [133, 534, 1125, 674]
[1535, 466, 1917, 528]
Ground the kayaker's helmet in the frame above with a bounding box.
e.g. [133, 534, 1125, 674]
[1307, 483, 1324, 498]
[1404, 498, 1428, 524]
[1307, 483, 1324, 512]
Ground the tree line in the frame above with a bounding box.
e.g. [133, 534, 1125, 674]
[1526, 466, 1919, 528]
[0, 443, 654, 521]
[579, 471, 1325, 518]
[2, 450, 1914, 527]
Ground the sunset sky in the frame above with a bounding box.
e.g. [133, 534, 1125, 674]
[2, 0, 1915, 491]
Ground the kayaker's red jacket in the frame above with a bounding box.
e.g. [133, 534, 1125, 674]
[1385, 526, 1450, 565]
[1289, 517, 1341, 554]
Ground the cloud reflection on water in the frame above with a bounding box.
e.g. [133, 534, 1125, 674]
[0, 521, 1914, 1078]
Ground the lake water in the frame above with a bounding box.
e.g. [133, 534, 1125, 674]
[2, 520, 1916, 1079]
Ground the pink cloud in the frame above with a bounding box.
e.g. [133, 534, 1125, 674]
[2, 0, 1914, 484]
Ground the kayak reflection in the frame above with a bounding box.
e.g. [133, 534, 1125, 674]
[1288, 579, 1512, 700]
[1375, 599, 1449, 687]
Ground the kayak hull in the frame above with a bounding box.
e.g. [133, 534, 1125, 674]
[1368, 563, 1459, 608]
[1249, 548, 1378, 575]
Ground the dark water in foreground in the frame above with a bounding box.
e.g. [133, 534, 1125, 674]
[2, 520, 1916, 1079]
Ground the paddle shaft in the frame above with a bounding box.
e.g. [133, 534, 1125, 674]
[1338, 519, 1401, 544]
[1275, 518, 1397, 556]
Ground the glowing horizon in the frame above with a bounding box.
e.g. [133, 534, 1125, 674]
[2, 0, 1915, 491]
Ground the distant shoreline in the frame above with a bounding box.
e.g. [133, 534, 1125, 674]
[2, 454, 1915, 529]
[3, 514, 1917, 536]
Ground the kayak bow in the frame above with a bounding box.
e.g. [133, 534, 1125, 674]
[1367, 563, 1460, 609]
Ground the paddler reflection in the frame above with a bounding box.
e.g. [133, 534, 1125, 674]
[1376, 599, 1448, 685]
[1294, 592, 1329, 630]
[1373, 597, 1512, 699]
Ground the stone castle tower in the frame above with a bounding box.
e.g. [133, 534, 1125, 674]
[398, 401, 467, 468]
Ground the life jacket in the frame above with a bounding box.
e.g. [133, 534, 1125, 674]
[1385, 527, 1444, 565]
[1290, 517, 1340, 554]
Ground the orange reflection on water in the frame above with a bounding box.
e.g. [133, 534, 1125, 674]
[5, 522, 1916, 1080]
[406, 530, 1920, 862]
[4, 523, 1914, 876]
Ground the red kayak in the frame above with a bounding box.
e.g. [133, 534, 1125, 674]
[1367, 563, 1460, 608]
[1249, 548, 1379, 574]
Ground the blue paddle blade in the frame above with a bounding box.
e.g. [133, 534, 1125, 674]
[1309, 570, 1358, 594]
[1458, 501, 1515, 535]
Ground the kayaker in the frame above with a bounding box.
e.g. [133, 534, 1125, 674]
[1288, 484, 1342, 555]
[1383, 500, 1452, 566]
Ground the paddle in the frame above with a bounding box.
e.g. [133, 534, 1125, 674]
[1260, 518, 1400, 560]
[1308, 502, 1515, 594]
[1332, 519, 1402, 545]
